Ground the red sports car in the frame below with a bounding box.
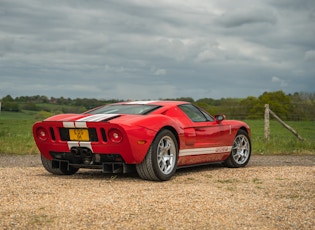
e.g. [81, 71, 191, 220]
[33, 101, 251, 181]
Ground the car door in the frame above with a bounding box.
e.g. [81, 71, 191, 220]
[178, 104, 231, 150]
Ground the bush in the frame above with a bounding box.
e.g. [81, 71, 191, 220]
[34, 111, 54, 120]
[1, 102, 20, 112]
[20, 103, 40, 111]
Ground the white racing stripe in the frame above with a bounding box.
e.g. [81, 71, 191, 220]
[67, 141, 79, 150]
[62, 114, 118, 128]
[179, 146, 232, 157]
[62, 121, 87, 128]
[78, 142, 92, 149]
[75, 122, 87, 128]
[77, 114, 119, 122]
[125, 101, 157, 104]
[63, 121, 75, 128]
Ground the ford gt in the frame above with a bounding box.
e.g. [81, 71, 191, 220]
[33, 100, 251, 181]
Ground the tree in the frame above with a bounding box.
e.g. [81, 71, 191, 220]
[250, 91, 291, 120]
[196, 98, 221, 106]
[289, 92, 315, 120]
[2, 101, 20, 112]
[20, 102, 40, 111]
[240, 96, 259, 119]
[2, 95, 14, 102]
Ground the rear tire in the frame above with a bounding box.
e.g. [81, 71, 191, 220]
[41, 154, 79, 175]
[224, 130, 251, 168]
[136, 129, 178, 181]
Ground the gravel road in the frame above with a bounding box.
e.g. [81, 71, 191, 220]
[0, 154, 314, 229]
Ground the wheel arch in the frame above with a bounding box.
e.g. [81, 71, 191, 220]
[239, 126, 251, 137]
[159, 125, 180, 150]
[236, 127, 252, 154]
[239, 126, 248, 134]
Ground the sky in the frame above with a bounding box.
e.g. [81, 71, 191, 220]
[0, 0, 314, 100]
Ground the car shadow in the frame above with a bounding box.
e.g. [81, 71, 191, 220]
[37, 163, 225, 182]
[36, 155, 314, 181]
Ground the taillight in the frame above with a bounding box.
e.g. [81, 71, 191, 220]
[108, 129, 123, 143]
[36, 127, 49, 141]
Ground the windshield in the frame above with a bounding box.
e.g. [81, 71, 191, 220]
[87, 104, 161, 115]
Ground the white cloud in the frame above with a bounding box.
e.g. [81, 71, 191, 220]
[150, 67, 166, 76]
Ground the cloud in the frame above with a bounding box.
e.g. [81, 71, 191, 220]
[272, 76, 288, 87]
[0, 0, 314, 100]
[150, 67, 167, 76]
[216, 8, 277, 28]
[304, 50, 315, 61]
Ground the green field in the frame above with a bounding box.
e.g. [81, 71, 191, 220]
[0, 111, 39, 154]
[0, 111, 314, 155]
[245, 120, 315, 154]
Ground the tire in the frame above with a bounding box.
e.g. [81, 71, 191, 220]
[41, 154, 79, 175]
[224, 130, 251, 168]
[136, 129, 178, 181]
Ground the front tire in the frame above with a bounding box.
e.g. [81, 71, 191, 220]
[224, 130, 251, 168]
[41, 154, 79, 175]
[136, 129, 178, 181]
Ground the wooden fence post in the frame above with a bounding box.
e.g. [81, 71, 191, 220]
[264, 104, 270, 141]
[268, 109, 304, 141]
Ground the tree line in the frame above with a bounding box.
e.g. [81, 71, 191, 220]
[1, 91, 314, 121]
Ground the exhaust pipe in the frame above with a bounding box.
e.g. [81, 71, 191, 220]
[71, 147, 81, 156]
[71, 147, 93, 164]
[82, 148, 92, 164]
[82, 148, 92, 157]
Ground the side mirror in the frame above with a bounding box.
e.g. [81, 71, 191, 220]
[215, 114, 226, 123]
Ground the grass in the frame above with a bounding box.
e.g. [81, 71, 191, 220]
[246, 120, 315, 155]
[0, 111, 314, 155]
[0, 111, 39, 154]
[217, 178, 240, 184]
[35, 103, 86, 113]
[252, 178, 263, 184]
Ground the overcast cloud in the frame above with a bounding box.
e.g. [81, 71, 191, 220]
[0, 0, 314, 100]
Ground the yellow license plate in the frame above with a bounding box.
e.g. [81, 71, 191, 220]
[69, 129, 89, 141]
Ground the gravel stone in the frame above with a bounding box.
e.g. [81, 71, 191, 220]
[0, 154, 314, 229]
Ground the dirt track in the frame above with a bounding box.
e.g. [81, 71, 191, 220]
[0, 154, 314, 229]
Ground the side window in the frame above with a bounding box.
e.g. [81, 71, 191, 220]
[201, 110, 214, 121]
[179, 104, 213, 122]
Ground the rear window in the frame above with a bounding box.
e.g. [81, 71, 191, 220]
[87, 104, 161, 115]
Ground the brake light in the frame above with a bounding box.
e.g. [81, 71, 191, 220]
[36, 127, 49, 141]
[108, 129, 123, 143]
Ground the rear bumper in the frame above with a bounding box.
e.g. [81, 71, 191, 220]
[50, 156, 135, 174]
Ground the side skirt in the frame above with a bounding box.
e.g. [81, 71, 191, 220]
[177, 161, 224, 170]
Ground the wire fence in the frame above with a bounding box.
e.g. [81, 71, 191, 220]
[207, 104, 315, 121]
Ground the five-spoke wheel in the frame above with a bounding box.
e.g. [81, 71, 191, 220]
[136, 129, 178, 181]
[224, 130, 251, 168]
[157, 135, 177, 175]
